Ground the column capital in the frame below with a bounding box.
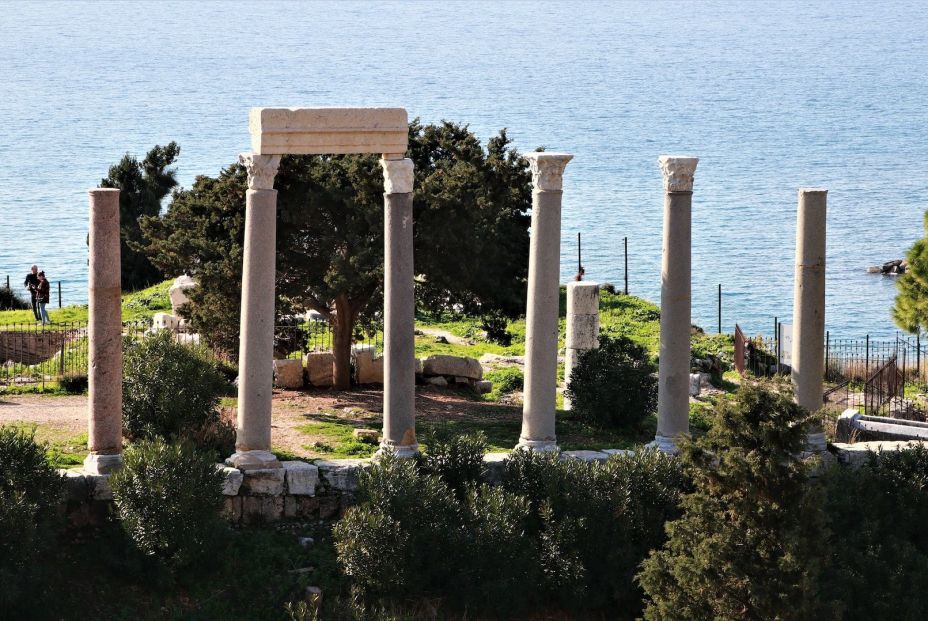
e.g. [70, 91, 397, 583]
[658, 155, 699, 193]
[524, 152, 573, 191]
[380, 157, 414, 194]
[239, 153, 281, 190]
[799, 187, 828, 197]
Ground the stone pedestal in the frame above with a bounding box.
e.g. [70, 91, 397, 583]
[791, 188, 828, 452]
[564, 281, 599, 410]
[653, 155, 699, 454]
[518, 153, 573, 451]
[85, 188, 123, 474]
[379, 157, 417, 458]
[229, 154, 283, 470]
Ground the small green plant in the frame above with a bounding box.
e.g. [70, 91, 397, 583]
[0, 285, 30, 311]
[0, 425, 64, 609]
[110, 439, 225, 572]
[565, 334, 657, 429]
[59, 373, 89, 394]
[418, 431, 487, 499]
[122, 331, 233, 455]
[483, 366, 523, 401]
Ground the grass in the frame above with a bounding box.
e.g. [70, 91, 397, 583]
[3, 422, 88, 468]
[0, 279, 172, 326]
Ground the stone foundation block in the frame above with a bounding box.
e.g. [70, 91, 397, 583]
[241, 468, 286, 496]
[475, 380, 493, 394]
[304, 351, 335, 387]
[223, 496, 243, 522]
[242, 496, 284, 524]
[297, 496, 322, 519]
[60, 469, 91, 502]
[283, 461, 319, 495]
[218, 465, 244, 496]
[273, 359, 304, 389]
[284, 496, 298, 519]
[354, 348, 384, 384]
[561, 450, 610, 463]
[318, 495, 341, 520]
[483, 452, 509, 484]
[316, 459, 368, 492]
[425, 376, 447, 387]
[87, 473, 113, 500]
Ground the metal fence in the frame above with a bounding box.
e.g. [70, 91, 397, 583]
[0, 318, 382, 389]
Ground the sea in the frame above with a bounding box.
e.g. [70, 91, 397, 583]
[2, 0, 926, 339]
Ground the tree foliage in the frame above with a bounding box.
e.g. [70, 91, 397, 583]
[638, 382, 829, 621]
[141, 122, 532, 387]
[101, 142, 180, 291]
[894, 213, 928, 333]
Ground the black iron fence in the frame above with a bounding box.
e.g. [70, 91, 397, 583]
[0, 318, 382, 389]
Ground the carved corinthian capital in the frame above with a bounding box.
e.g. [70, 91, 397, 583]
[380, 157, 414, 194]
[524, 152, 573, 191]
[239, 153, 281, 190]
[658, 155, 699, 193]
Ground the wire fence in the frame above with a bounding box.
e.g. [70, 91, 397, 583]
[0, 318, 382, 389]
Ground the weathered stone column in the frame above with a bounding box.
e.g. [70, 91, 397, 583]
[518, 153, 573, 451]
[84, 188, 123, 474]
[379, 156, 417, 458]
[228, 153, 282, 470]
[564, 281, 599, 410]
[791, 188, 828, 451]
[653, 155, 699, 453]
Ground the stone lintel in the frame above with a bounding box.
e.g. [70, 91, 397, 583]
[249, 107, 408, 155]
[658, 155, 699, 193]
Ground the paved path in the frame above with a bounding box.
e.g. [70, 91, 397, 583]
[0, 394, 87, 434]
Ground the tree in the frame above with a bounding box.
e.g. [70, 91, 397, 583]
[101, 142, 180, 291]
[637, 382, 830, 621]
[894, 213, 928, 333]
[141, 122, 532, 389]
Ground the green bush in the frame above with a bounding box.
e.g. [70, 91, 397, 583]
[122, 331, 233, 455]
[418, 430, 487, 499]
[821, 445, 928, 620]
[638, 382, 828, 621]
[0, 285, 30, 310]
[564, 334, 657, 429]
[110, 439, 225, 571]
[0, 426, 64, 609]
[58, 373, 89, 394]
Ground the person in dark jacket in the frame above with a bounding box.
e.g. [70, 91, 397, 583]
[24, 265, 40, 320]
[36, 271, 51, 324]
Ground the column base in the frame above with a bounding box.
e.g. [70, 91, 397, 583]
[515, 438, 560, 452]
[83, 453, 123, 475]
[375, 442, 419, 459]
[226, 450, 282, 470]
[647, 435, 681, 455]
[805, 431, 827, 453]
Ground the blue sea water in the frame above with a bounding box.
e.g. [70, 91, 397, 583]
[1, 0, 926, 339]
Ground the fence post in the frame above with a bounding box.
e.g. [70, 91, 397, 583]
[577, 232, 581, 278]
[865, 334, 870, 378]
[825, 330, 830, 382]
[623, 236, 629, 295]
[918, 331, 922, 382]
[775, 316, 780, 375]
[58, 281, 62, 308]
[718, 283, 722, 334]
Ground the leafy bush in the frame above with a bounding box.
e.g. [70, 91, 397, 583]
[0, 285, 29, 310]
[122, 331, 232, 455]
[480, 312, 512, 346]
[110, 439, 225, 571]
[821, 445, 928, 620]
[0, 426, 64, 609]
[564, 334, 657, 428]
[59, 373, 89, 394]
[334, 436, 686, 619]
[638, 382, 828, 621]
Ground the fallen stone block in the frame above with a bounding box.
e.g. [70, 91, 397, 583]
[169, 274, 196, 313]
[422, 354, 483, 380]
[241, 468, 286, 496]
[304, 351, 335, 387]
[475, 380, 493, 394]
[273, 359, 304, 389]
[316, 458, 369, 492]
[352, 429, 380, 444]
[688, 373, 701, 396]
[283, 461, 319, 496]
[425, 376, 448, 387]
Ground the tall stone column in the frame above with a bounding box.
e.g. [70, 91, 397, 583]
[228, 153, 282, 470]
[564, 281, 599, 410]
[379, 156, 417, 458]
[653, 155, 699, 453]
[791, 188, 828, 451]
[84, 188, 123, 474]
[518, 153, 573, 451]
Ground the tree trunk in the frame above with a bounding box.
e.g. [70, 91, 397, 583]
[331, 294, 355, 390]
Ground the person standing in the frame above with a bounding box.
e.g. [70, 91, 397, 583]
[23, 265, 40, 321]
[36, 271, 51, 324]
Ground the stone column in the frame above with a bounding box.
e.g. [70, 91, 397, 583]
[84, 188, 124, 474]
[228, 153, 282, 470]
[379, 156, 417, 458]
[791, 188, 828, 451]
[518, 153, 573, 451]
[653, 155, 699, 453]
[564, 281, 599, 410]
